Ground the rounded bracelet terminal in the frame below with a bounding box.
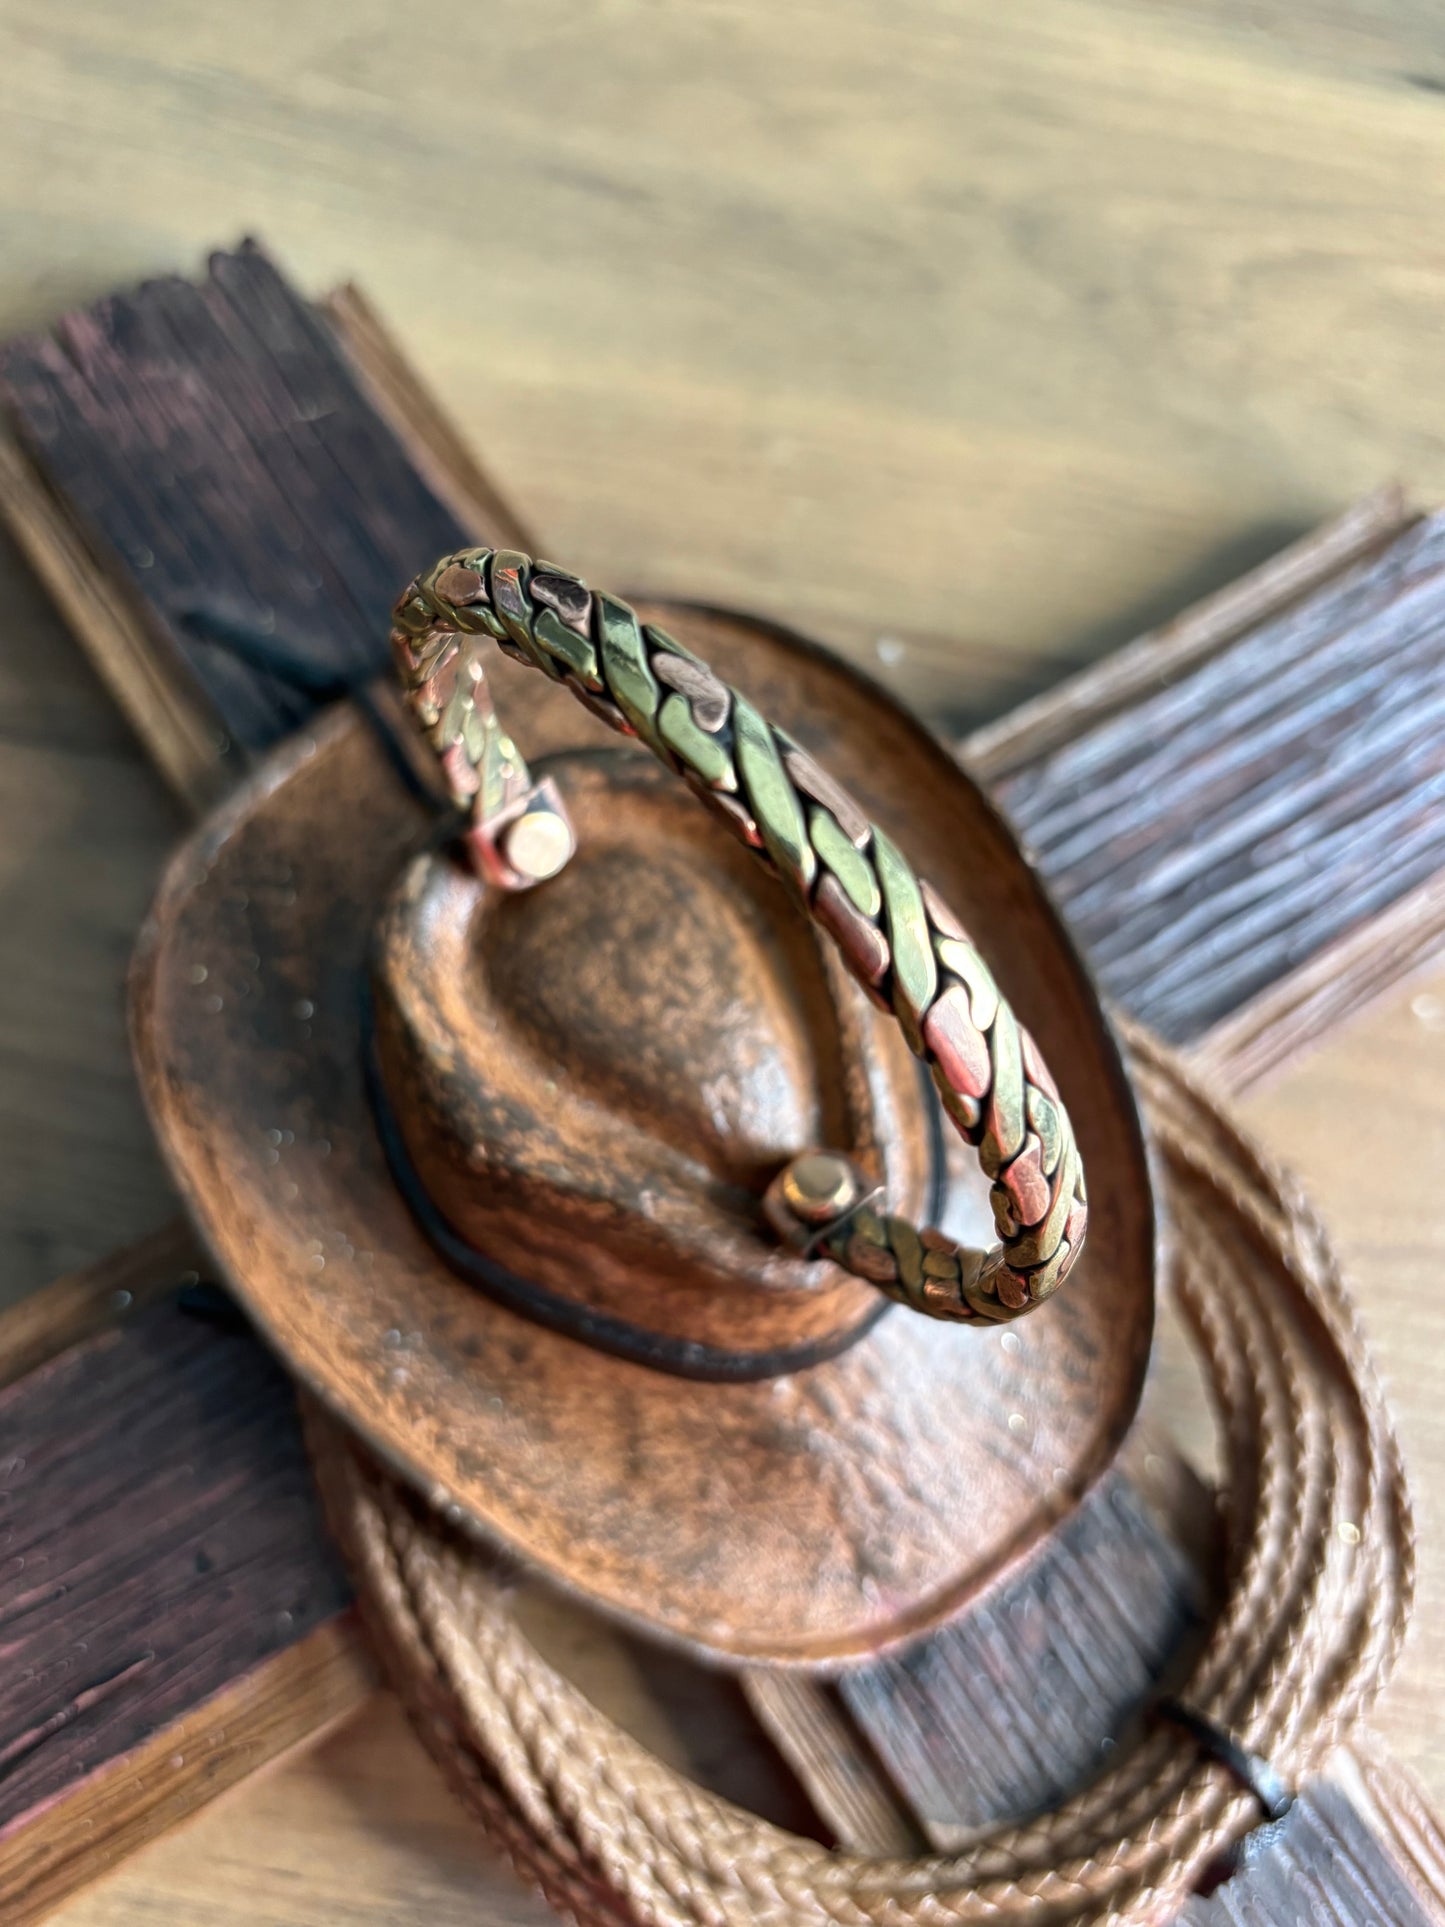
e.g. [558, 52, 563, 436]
[390, 547, 1088, 1324]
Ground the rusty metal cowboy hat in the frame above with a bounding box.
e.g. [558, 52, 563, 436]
[133, 580, 1152, 1668]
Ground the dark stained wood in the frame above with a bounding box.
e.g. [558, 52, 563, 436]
[988, 506, 1445, 1041]
[3, 247, 1444, 1919]
[0, 1237, 371, 1926]
[0, 1619, 367, 1927]
[0, 243, 479, 775]
[964, 488, 1414, 784]
[1179, 1768, 1445, 1924]
[0, 1294, 352, 1829]
[0, 249, 554, 1914]
[323, 282, 540, 566]
[835, 1470, 1207, 1845]
[746, 1428, 1216, 1851]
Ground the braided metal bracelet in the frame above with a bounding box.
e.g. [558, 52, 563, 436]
[390, 548, 1087, 1324]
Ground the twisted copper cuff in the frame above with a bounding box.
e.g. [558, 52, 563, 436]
[390, 548, 1087, 1324]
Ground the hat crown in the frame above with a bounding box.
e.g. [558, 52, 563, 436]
[370, 750, 935, 1375]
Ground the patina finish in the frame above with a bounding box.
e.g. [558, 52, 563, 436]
[134, 598, 1151, 1664]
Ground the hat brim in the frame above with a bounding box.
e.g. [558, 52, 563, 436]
[132, 603, 1154, 1669]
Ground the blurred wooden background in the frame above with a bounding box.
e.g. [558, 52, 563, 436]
[2, 1, 1444, 1920]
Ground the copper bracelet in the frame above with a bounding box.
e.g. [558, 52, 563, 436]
[390, 548, 1087, 1324]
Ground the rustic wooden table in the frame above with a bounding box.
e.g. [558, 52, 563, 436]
[2, 1, 1444, 1919]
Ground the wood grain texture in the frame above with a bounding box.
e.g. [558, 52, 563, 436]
[4, 249, 1152, 1675]
[0, 233, 1310, 1888]
[15, 0, 1445, 734]
[0, 1219, 199, 1386]
[1, 1622, 371, 1927]
[747, 490, 1440, 1848]
[13, 244, 1437, 1871]
[0, 1231, 377, 1927]
[47, 1693, 560, 1927]
[0, 0, 1440, 1918]
[834, 1471, 1207, 1846]
[130, 601, 1154, 1666]
[0, 245, 469, 763]
[36, 950, 1445, 1927]
[990, 512, 1445, 1040]
[1178, 1763, 1445, 1924]
[0, 1251, 817, 1925]
[0, 1275, 357, 1868]
[964, 488, 1415, 784]
[0, 704, 179, 1300]
[5, 0, 1445, 1273]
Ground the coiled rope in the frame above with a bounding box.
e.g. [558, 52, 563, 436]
[306, 1023, 1413, 1926]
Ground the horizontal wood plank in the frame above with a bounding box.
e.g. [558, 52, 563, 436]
[991, 513, 1445, 1039]
[0, 1282, 355, 1839]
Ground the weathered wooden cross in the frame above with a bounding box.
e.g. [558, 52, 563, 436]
[2, 244, 1444, 1922]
